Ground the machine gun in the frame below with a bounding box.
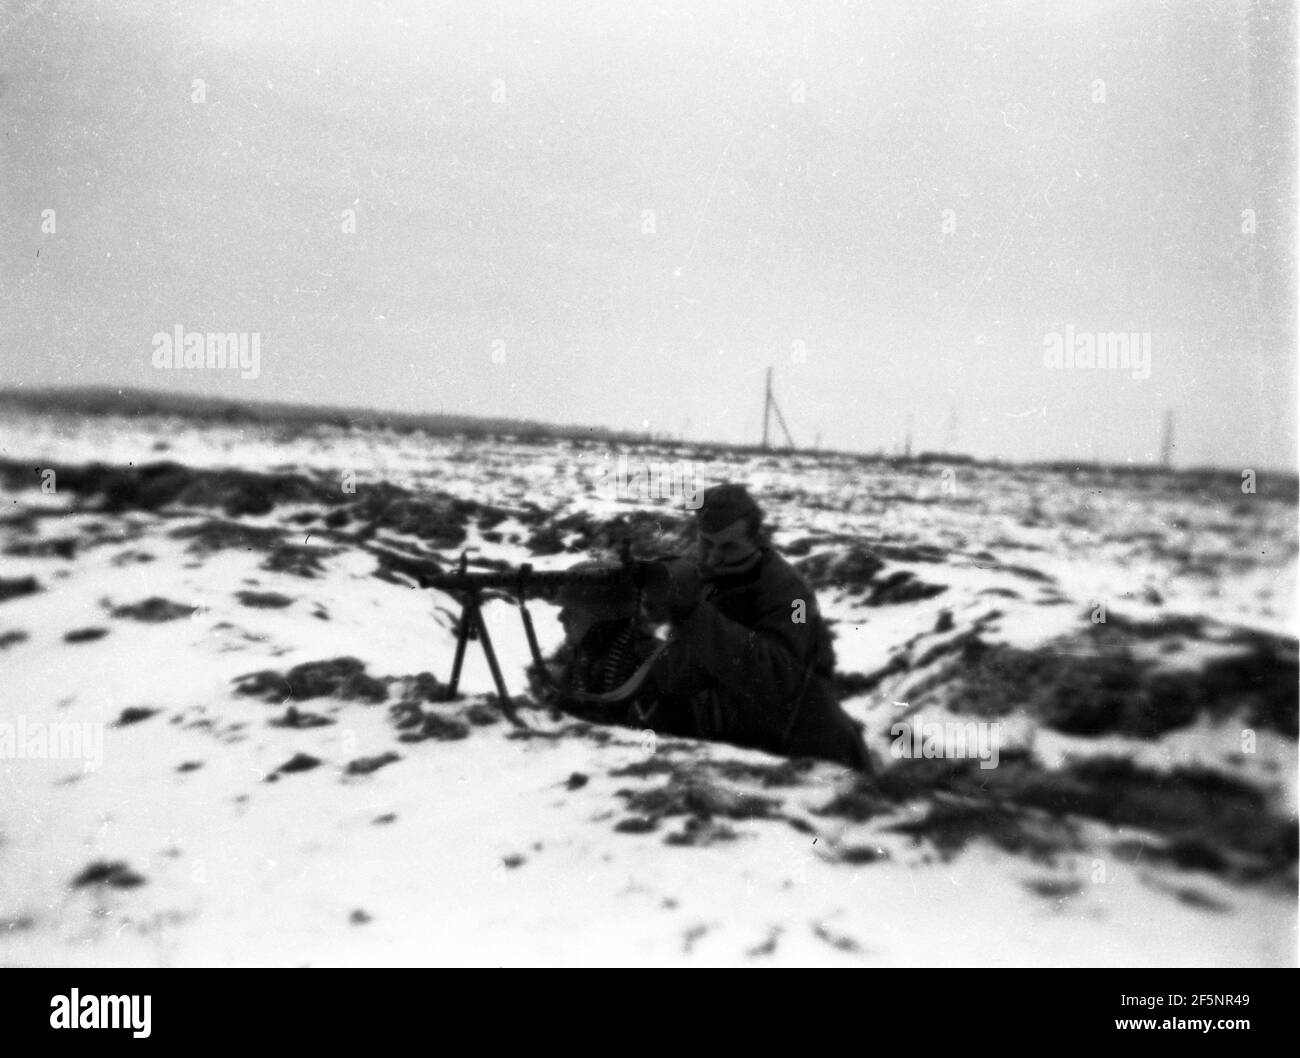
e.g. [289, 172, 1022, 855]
[410, 544, 669, 726]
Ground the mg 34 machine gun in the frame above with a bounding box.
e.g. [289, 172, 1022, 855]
[409, 544, 672, 726]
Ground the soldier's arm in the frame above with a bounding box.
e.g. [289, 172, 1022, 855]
[672, 596, 813, 713]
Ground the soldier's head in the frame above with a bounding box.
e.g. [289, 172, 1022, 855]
[695, 483, 764, 578]
[556, 560, 639, 646]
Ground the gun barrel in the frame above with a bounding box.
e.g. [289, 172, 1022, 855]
[419, 562, 653, 593]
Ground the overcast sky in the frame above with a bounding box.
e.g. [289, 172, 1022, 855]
[1, 0, 1295, 468]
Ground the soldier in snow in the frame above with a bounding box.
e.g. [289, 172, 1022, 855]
[640, 484, 870, 771]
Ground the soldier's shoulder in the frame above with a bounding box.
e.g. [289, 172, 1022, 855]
[759, 548, 817, 599]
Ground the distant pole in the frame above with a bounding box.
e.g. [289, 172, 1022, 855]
[758, 368, 797, 450]
[761, 368, 772, 450]
[1160, 409, 1175, 468]
[904, 413, 914, 459]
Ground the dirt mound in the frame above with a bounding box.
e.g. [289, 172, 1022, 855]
[386, 679, 490, 740]
[389, 672, 446, 703]
[268, 706, 335, 729]
[171, 519, 284, 554]
[347, 482, 474, 549]
[795, 545, 884, 593]
[817, 752, 1295, 882]
[114, 707, 160, 727]
[794, 544, 948, 604]
[233, 657, 389, 704]
[71, 860, 146, 888]
[607, 758, 818, 845]
[398, 711, 471, 742]
[0, 458, 692, 591]
[865, 570, 948, 606]
[236, 590, 294, 609]
[0, 576, 41, 603]
[173, 521, 337, 579]
[370, 546, 446, 586]
[619, 773, 781, 821]
[269, 753, 322, 777]
[0, 460, 333, 517]
[916, 619, 1298, 738]
[5, 537, 78, 558]
[525, 507, 690, 559]
[0, 459, 491, 554]
[787, 534, 948, 564]
[887, 795, 1079, 863]
[345, 752, 402, 775]
[260, 543, 332, 579]
[110, 597, 195, 622]
[64, 627, 109, 643]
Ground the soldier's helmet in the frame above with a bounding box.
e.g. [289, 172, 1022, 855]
[698, 482, 763, 535]
[556, 560, 639, 621]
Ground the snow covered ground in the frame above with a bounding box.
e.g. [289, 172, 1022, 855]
[0, 409, 1295, 966]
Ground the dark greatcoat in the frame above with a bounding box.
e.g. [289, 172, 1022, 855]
[648, 548, 870, 771]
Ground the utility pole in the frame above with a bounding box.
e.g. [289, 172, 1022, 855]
[1160, 409, 1175, 468]
[761, 368, 771, 449]
[760, 368, 797, 450]
[904, 413, 914, 459]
